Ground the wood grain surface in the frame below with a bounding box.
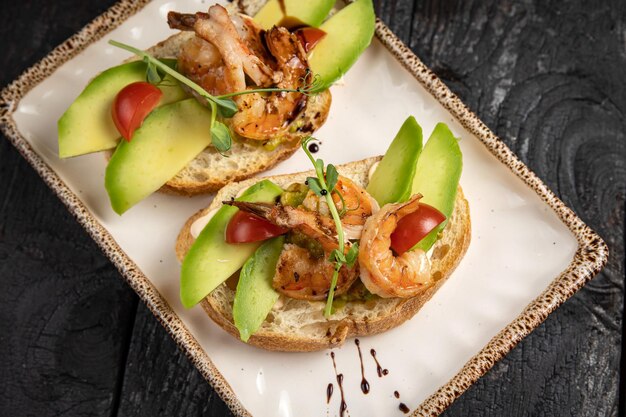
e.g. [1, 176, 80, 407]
[1, 0, 624, 416]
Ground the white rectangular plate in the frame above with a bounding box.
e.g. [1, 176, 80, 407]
[0, 0, 607, 416]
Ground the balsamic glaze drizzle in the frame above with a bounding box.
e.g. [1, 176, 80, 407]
[330, 352, 348, 417]
[355, 339, 370, 394]
[277, 0, 286, 15]
[325, 343, 403, 415]
[369, 348, 389, 377]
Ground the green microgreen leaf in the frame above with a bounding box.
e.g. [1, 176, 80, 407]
[330, 249, 346, 264]
[211, 121, 232, 154]
[314, 158, 325, 176]
[215, 97, 238, 118]
[345, 243, 359, 268]
[145, 61, 162, 85]
[305, 176, 323, 197]
[325, 164, 339, 192]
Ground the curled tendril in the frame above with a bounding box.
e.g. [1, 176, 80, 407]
[212, 70, 324, 101]
[156, 80, 177, 88]
[332, 189, 362, 218]
[333, 190, 348, 217]
[296, 70, 324, 96]
[302, 136, 315, 148]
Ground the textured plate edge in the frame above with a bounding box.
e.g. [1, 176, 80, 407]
[0, 1, 253, 416]
[372, 18, 609, 417]
[0, 2, 609, 417]
[0, 83, 255, 417]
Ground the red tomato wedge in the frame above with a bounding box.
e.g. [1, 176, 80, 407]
[390, 203, 446, 255]
[226, 211, 288, 244]
[112, 82, 163, 142]
[295, 27, 327, 53]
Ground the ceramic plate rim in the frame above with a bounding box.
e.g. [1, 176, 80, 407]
[0, 1, 608, 416]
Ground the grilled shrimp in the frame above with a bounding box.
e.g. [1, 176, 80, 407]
[225, 200, 359, 300]
[230, 26, 309, 140]
[301, 176, 379, 240]
[226, 201, 340, 252]
[274, 243, 359, 300]
[174, 36, 234, 96]
[168, 6, 276, 93]
[358, 194, 432, 298]
[168, 5, 310, 141]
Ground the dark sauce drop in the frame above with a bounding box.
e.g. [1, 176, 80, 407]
[399, 403, 410, 414]
[338, 375, 347, 415]
[394, 391, 400, 399]
[277, 0, 287, 14]
[326, 383, 333, 404]
[355, 339, 370, 394]
[360, 379, 370, 395]
[308, 142, 320, 153]
[234, 0, 246, 13]
[370, 349, 389, 377]
[330, 352, 348, 417]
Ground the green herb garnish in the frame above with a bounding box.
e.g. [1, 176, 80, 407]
[301, 137, 359, 317]
[109, 40, 322, 153]
[145, 61, 162, 84]
[215, 71, 324, 100]
[109, 40, 238, 152]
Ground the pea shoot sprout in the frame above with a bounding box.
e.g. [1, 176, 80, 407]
[109, 40, 322, 154]
[301, 137, 359, 317]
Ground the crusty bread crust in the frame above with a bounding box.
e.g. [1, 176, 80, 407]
[176, 157, 471, 351]
[128, 31, 332, 195]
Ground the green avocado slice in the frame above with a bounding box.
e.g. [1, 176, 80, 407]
[58, 60, 186, 158]
[233, 236, 285, 342]
[308, 0, 375, 90]
[180, 180, 284, 308]
[367, 116, 423, 206]
[105, 98, 212, 214]
[410, 123, 463, 251]
[254, 0, 335, 29]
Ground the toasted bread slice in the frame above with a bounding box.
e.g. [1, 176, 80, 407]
[176, 157, 471, 351]
[128, 29, 331, 195]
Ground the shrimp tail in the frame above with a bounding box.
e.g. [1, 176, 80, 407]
[358, 194, 432, 298]
[224, 200, 342, 252]
[167, 11, 199, 31]
[223, 201, 276, 219]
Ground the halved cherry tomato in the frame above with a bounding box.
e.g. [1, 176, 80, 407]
[390, 203, 446, 255]
[226, 211, 288, 244]
[112, 81, 163, 142]
[295, 27, 327, 53]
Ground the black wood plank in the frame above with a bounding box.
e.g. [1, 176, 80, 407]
[0, 1, 623, 417]
[0, 132, 139, 416]
[115, 303, 234, 417]
[0, 1, 137, 416]
[398, 0, 625, 416]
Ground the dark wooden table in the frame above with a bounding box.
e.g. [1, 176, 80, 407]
[1, 1, 624, 416]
